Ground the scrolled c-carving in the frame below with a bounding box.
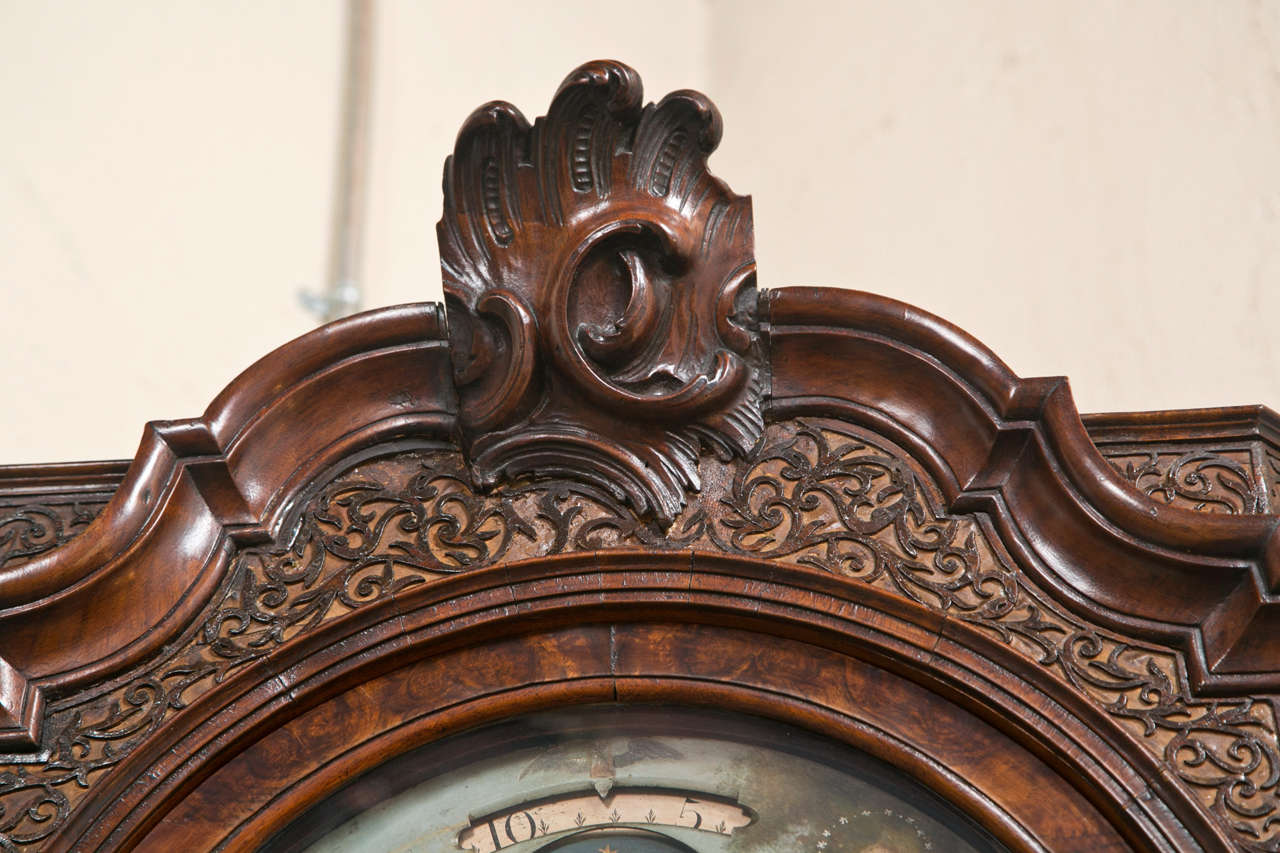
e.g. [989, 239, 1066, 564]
[439, 60, 764, 525]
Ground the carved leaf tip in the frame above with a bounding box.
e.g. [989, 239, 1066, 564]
[438, 60, 764, 525]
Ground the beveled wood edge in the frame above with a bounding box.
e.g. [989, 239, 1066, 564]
[1, 286, 1277, 741]
[769, 286, 1278, 550]
[5, 406, 1273, 504]
[1082, 404, 1280, 446]
[59, 553, 1209, 852]
[0, 302, 449, 605]
[767, 286, 1280, 691]
[214, 688, 1055, 853]
[0, 461, 129, 502]
[0, 303, 455, 750]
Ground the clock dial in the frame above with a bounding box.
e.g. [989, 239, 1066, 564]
[282, 707, 1004, 853]
[458, 789, 751, 851]
[533, 828, 696, 852]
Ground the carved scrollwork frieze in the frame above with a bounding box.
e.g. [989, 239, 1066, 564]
[439, 60, 765, 525]
[0, 502, 107, 571]
[4, 420, 1279, 850]
[1268, 450, 1280, 509]
[1101, 445, 1265, 514]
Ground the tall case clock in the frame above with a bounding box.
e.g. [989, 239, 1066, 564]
[1, 61, 1279, 852]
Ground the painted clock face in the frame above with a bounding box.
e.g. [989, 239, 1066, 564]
[279, 707, 1005, 853]
[533, 829, 696, 852]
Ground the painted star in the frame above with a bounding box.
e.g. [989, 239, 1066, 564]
[598, 847, 619, 853]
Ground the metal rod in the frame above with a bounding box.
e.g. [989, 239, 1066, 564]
[305, 0, 375, 323]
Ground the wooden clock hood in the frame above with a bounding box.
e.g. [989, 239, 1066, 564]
[2, 61, 1280, 852]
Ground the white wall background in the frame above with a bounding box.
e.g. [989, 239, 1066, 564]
[3, 1, 1279, 464]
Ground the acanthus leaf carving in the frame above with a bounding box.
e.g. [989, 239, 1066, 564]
[439, 60, 764, 525]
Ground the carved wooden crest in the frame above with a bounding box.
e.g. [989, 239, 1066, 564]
[439, 60, 763, 523]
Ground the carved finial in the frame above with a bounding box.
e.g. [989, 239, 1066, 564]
[439, 60, 763, 523]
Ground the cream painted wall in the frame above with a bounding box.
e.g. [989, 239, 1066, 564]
[706, 0, 1280, 416]
[4, 1, 1279, 464]
[2, 1, 342, 462]
[1, 0, 710, 463]
[360, 0, 712, 310]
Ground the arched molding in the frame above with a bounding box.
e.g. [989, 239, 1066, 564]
[47, 553, 1203, 851]
[2, 60, 1278, 852]
[0, 303, 454, 751]
[769, 287, 1280, 689]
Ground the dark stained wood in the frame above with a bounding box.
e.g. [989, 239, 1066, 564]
[0, 303, 453, 754]
[1084, 405, 1280, 514]
[440, 60, 763, 526]
[769, 287, 1280, 688]
[6, 407, 1271, 542]
[0, 462, 125, 618]
[1, 59, 1278, 852]
[129, 619, 1132, 852]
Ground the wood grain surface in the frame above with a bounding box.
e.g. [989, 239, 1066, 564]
[1, 60, 1277, 852]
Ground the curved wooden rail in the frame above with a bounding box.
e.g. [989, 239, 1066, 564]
[769, 287, 1280, 692]
[3, 57, 1278, 852]
[0, 303, 453, 750]
[0, 288, 1274, 851]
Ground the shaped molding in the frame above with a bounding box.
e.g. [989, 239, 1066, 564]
[1085, 405, 1280, 515]
[1, 60, 1280, 852]
[5, 417, 1271, 851]
[0, 304, 455, 754]
[439, 60, 764, 525]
